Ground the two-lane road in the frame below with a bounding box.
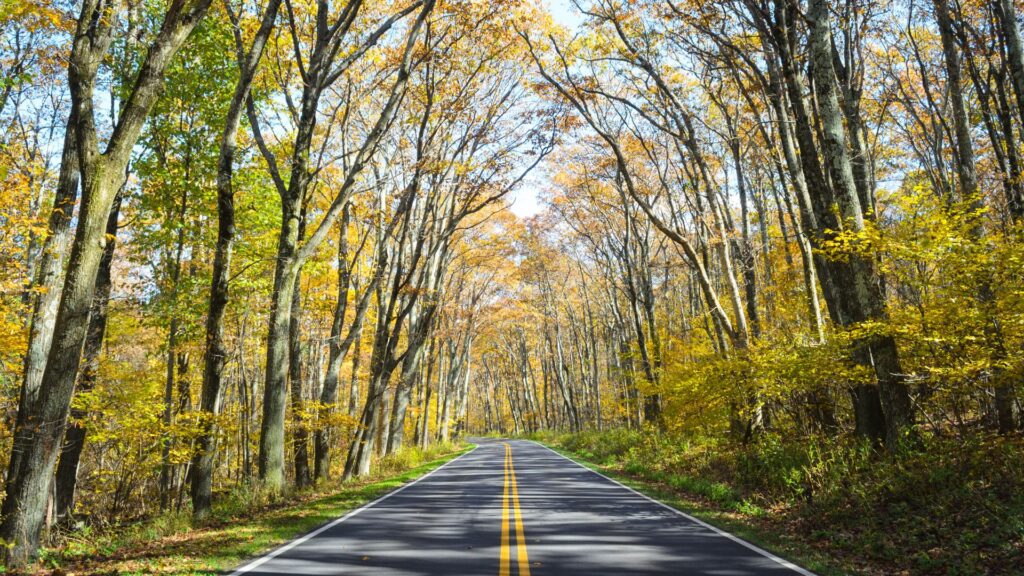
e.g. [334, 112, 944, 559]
[231, 440, 814, 575]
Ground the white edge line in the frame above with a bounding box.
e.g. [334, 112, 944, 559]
[227, 445, 479, 575]
[527, 440, 817, 576]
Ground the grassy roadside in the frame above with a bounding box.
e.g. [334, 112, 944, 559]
[528, 430, 1024, 576]
[530, 439, 844, 576]
[34, 443, 472, 576]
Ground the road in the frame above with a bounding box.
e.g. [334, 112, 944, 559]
[230, 439, 814, 576]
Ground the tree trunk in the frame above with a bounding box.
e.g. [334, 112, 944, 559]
[344, 280, 403, 478]
[809, 0, 912, 447]
[256, 0, 434, 492]
[419, 361, 433, 448]
[257, 237, 299, 493]
[53, 190, 120, 523]
[387, 288, 440, 454]
[14, 113, 80, 484]
[314, 207, 351, 482]
[348, 325, 364, 418]
[160, 187, 189, 510]
[289, 267, 311, 489]
[997, 0, 1024, 157]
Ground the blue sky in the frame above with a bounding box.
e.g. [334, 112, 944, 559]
[548, 0, 584, 29]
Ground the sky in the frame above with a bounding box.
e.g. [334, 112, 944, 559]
[548, 0, 585, 29]
[506, 0, 583, 219]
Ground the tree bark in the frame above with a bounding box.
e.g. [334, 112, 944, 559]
[14, 112, 80, 485]
[996, 0, 1024, 148]
[257, 211, 301, 492]
[161, 187, 190, 510]
[54, 190, 121, 523]
[348, 325, 364, 418]
[289, 262, 311, 489]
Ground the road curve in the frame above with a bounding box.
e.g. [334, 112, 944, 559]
[229, 439, 814, 576]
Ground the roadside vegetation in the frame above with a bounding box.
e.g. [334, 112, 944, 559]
[34, 443, 467, 575]
[534, 430, 1023, 576]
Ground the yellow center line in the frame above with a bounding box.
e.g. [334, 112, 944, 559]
[509, 444, 531, 576]
[499, 443, 530, 576]
[497, 444, 509, 573]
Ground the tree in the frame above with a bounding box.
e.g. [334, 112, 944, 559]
[251, 0, 436, 493]
[0, 0, 215, 565]
[190, 0, 284, 519]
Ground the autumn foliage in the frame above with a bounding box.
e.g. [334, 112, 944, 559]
[0, 0, 1023, 573]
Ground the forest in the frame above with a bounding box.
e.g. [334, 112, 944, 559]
[0, 0, 1022, 573]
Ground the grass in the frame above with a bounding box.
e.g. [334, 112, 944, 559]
[534, 440, 843, 576]
[528, 429, 1024, 576]
[35, 443, 472, 575]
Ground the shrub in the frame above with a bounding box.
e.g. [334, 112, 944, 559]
[546, 429, 1024, 575]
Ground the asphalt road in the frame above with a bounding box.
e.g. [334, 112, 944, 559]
[229, 439, 814, 576]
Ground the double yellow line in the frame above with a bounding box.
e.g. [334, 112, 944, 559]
[499, 443, 530, 576]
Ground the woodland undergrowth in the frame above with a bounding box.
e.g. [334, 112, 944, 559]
[535, 429, 1024, 576]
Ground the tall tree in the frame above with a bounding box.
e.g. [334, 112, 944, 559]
[190, 0, 284, 519]
[0, 0, 215, 565]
